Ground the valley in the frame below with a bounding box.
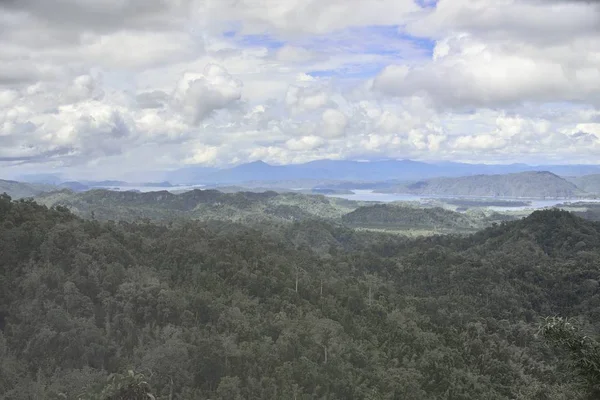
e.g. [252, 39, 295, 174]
[2, 193, 600, 399]
[4, 0, 600, 398]
[4, 163, 600, 398]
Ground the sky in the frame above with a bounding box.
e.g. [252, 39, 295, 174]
[1, 0, 600, 179]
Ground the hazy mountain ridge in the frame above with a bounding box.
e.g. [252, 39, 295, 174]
[566, 174, 600, 195]
[0, 179, 56, 199]
[376, 171, 586, 198]
[167, 159, 600, 184]
[4, 160, 600, 201]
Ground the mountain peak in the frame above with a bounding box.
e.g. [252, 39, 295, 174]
[244, 160, 271, 167]
[479, 209, 600, 257]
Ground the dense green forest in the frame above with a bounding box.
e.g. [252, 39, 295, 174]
[2, 193, 600, 399]
[33, 189, 515, 235]
[341, 203, 499, 232]
[34, 189, 365, 224]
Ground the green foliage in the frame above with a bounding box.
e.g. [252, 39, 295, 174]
[540, 317, 600, 398]
[2, 196, 600, 398]
[342, 203, 478, 231]
[82, 370, 155, 400]
[35, 188, 361, 224]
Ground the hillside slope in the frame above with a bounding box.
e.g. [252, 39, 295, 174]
[2, 197, 600, 398]
[567, 174, 600, 195]
[378, 171, 585, 198]
[341, 203, 479, 231]
[0, 179, 56, 199]
[35, 188, 364, 223]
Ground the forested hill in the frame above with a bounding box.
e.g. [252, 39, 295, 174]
[0, 179, 56, 199]
[34, 189, 514, 233]
[377, 171, 585, 198]
[34, 188, 362, 222]
[469, 208, 600, 257]
[341, 203, 479, 231]
[2, 194, 600, 399]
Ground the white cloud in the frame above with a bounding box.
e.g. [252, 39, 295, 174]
[276, 46, 323, 63]
[320, 109, 348, 138]
[172, 64, 243, 124]
[184, 145, 220, 165]
[80, 30, 202, 69]
[215, 0, 422, 35]
[285, 85, 330, 113]
[286, 135, 325, 151]
[373, 33, 600, 109]
[1, 0, 600, 177]
[409, 0, 600, 44]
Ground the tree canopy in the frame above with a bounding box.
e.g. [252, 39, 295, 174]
[1, 195, 599, 399]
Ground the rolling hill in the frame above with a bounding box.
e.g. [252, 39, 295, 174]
[0, 179, 57, 199]
[34, 188, 365, 223]
[566, 174, 600, 195]
[341, 203, 478, 231]
[376, 171, 586, 198]
[33, 188, 515, 234]
[3, 197, 600, 398]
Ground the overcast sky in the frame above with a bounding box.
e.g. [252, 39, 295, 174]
[1, 0, 600, 179]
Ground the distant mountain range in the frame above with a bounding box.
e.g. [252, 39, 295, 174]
[163, 159, 600, 185]
[4, 159, 600, 201]
[12, 159, 600, 187]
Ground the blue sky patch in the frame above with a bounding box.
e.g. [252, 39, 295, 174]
[228, 25, 435, 58]
[307, 64, 387, 79]
[229, 24, 435, 79]
[235, 34, 286, 49]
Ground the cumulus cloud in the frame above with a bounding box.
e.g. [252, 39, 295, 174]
[62, 75, 104, 103]
[320, 109, 348, 138]
[285, 85, 330, 113]
[80, 30, 202, 70]
[276, 46, 324, 63]
[2, 0, 600, 176]
[286, 135, 325, 151]
[0, 0, 193, 34]
[373, 33, 600, 109]
[172, 64, 243, 124]
[409, 0, 600, 44]
[373, 0, 600, 110]
[136, 91, 170, 110]
[215, 0, 422, 35]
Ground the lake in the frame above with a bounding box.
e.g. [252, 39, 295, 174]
[97, 186, 600, 211]
[325, 190, 600, 211]
[97, 184, 206, 193]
